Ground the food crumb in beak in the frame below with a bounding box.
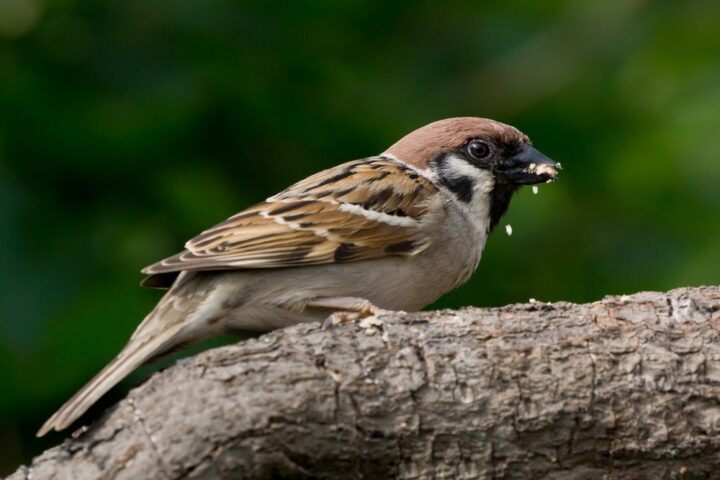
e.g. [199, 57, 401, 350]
[532, 186, 539, 195]
[534, 164, 557, 177]
[505, 224, 513, 236]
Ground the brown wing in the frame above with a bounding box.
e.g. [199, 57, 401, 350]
[141, 157, 438, 287]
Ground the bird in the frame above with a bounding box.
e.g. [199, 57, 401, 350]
[38, 117, 559, 436]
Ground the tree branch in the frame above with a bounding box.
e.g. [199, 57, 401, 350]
[8, 286, 720, 479]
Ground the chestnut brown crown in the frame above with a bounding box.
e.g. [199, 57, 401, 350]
[384, 117, 530, 169]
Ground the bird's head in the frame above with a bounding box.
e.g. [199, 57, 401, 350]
[384, 117, 560, 231]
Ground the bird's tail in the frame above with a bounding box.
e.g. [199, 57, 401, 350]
[36, 313, 185, 437]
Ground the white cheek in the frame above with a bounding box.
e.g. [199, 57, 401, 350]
[440, 154, 495, 194]
[436, 154, 495, 232]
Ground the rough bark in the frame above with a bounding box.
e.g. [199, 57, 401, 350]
[8, 286, 720, 480]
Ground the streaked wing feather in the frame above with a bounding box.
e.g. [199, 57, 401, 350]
[142, 157, 437, 277]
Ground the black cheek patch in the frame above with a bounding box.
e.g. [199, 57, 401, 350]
[439, 175, 474, 203]
[431, 153, 476, 203]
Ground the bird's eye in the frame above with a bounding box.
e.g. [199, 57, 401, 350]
[467, 140, 490, 160]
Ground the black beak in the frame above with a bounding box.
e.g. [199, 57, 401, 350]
[497, 144, 560, 185]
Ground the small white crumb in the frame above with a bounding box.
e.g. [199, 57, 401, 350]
[532, 185, 539, 195]
[529, 298, 537, 304]
[505, 224, 513, 236]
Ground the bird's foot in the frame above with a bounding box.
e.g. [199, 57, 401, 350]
[307, 297, 392, 329]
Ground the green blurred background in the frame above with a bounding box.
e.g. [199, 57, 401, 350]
[1, 0, 719, 472]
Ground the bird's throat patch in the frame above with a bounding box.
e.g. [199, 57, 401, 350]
[488, 184, 518, 233]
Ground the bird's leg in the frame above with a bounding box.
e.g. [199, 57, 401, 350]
[306, 296, 391, 328]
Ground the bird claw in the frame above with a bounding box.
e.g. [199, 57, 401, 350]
[307, 296, 393, 330]
[320, 301, 392, 329]
[322, 310, 363, 329]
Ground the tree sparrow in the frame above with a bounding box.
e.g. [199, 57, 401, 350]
[38, 117, 559, 436]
